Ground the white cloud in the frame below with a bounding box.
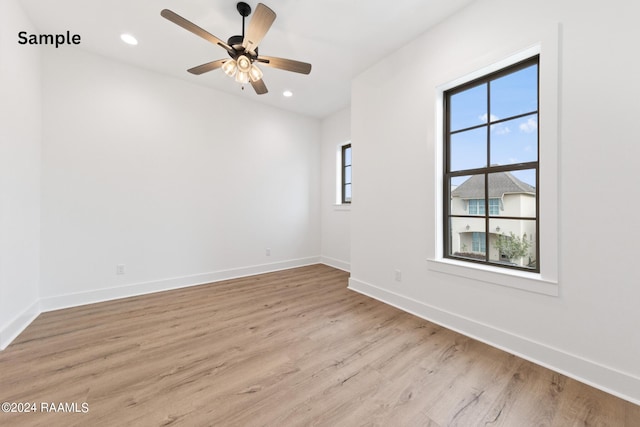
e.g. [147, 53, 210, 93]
[478, 113, 510, 134]
[493, 125, 511, 135]
[519, 118, 538, 133]
[479, 113, 499, 123]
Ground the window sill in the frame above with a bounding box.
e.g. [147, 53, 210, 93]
[427, 258, 558, 296]
[333, 204, 351, 211]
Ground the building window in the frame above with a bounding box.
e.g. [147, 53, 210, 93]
[472, 232, 486, 253]
[489, 198, 500, 216]
[468, 199, 484, 215]
[444, 55, 539, 272]
[468, 198, 500, 215]
[341, 144, 352, 204]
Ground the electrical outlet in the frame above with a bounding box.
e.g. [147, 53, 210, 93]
[116, 264, 125, 275]
[394, 270, 402, 282]
[265, 248, 271, 256]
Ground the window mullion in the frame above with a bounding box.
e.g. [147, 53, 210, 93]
[485, 81, 491, 263]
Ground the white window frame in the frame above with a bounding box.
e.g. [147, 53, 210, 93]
[428, 31, 560, 296]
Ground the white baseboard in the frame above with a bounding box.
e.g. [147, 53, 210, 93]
[2, 256, 340, 350]
[320, 255, 350, 272]
[40, 256, 322, 313]
[0, 256, 320, 351]
[1, 257, 321, 350]
[348, 276, 640, 406]
[0, 300, 41, 350]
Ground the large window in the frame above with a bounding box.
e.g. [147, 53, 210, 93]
[444, 56, 539, 272]
[341, 144, 352, 204]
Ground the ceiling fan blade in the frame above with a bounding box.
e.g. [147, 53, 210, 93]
[250, 78, 268, 95]
[242, 3, 276, 55]
[256, 56, 312, 75]
[161, 9, 234, 54]
[188, 59, 227, 75]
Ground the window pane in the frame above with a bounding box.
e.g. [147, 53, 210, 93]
[344, 146, 352, 165]
[510, 169, 536, 188]
[449, 83, 487, 132]
[450, 174, 484, 216]
[490, 64, 538, 120]
[489, 219, 536, 269]
[344, 184, 352, 202]
[449, 217, 485, 258]
[344, 165, 352, 184]
[450, 127, 487, 172]
[488, 170, 536, 217]
[490, 114, 538, 166]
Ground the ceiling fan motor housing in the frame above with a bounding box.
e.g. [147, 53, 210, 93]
[227, 2, 257, 59]
[226, 35, 258, 59]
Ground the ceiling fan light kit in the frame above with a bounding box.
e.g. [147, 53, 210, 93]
[160, 2, 311, 95]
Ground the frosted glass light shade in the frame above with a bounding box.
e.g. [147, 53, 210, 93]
[236, 55, 251, 73]
[222, 59, 237, 77]
[235, 71, 249, 84]
[249, 64, 263, 82]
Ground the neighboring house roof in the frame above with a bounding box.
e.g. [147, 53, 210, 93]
[451, 171, 536, 199]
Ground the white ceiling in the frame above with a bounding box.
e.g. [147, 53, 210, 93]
[18, 0, 476, 118]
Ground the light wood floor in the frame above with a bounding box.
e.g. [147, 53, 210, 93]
[1, 265, 638, 426]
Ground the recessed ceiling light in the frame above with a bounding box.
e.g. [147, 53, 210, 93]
[120, 34, 138, 46]
[283, 90, 293, 97]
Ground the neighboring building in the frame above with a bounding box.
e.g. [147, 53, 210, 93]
[450, 171, 536, 267]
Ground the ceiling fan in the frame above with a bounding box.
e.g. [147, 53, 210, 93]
[161, 2, 312, 95]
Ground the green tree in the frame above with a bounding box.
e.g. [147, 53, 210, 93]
[494, 232, 531, 262]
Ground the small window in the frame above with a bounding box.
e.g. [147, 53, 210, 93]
[489, 198, 500, 215]
[468, 199, 485, 215]
[444, 56, 539, 272]
[341, 144, 352, 204]
[472, 232, 486, 253]
[468, 198, 500, 215]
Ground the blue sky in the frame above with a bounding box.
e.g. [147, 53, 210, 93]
[449, 64, 538, 188]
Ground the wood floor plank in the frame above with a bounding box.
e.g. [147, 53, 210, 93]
[0, 264, 637, 426]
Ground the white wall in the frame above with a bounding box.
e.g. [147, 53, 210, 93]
[39, 48, 321, 309]
[350, 0, 640, 403]
[320, 107, 351, 271]
[0, 0, 42, 349]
